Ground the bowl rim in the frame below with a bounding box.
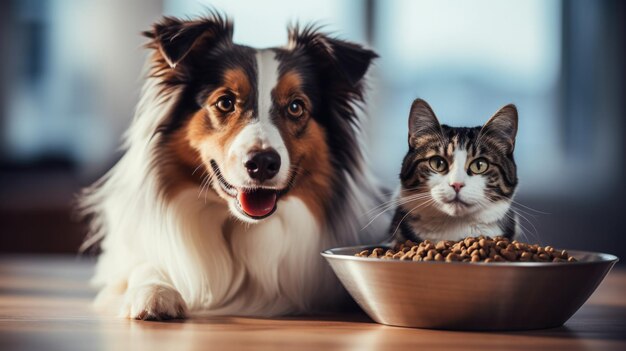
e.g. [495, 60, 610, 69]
[321, 244, 619, 267]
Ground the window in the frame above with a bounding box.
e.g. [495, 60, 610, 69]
[370, 0, 563, 195]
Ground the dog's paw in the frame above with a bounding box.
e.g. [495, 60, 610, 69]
[122, 285, 188, 321]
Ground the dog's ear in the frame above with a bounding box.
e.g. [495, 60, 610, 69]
[144, 14, 233, 68]
[288, 26, 378, 85]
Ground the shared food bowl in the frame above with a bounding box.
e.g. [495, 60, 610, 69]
[322, 244, 618, 330]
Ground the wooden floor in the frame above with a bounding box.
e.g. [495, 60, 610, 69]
[0, 256, 624, 351]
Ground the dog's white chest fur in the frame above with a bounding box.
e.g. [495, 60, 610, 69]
[220, 193, 341, 315]
[93, 187, 345, 317]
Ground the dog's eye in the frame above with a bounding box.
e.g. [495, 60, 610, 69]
[428, 156, 448, 173]
[216, 95, 235, 113]
[287, 99, 304, 118]
[469, 158, 489, 174]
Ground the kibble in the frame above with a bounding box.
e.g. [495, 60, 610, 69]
[354, 236, 578, 263]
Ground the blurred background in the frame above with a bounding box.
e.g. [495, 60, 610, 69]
[0, 0, 624, 262]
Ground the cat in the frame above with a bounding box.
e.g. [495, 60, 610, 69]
[389, 98, 519, 243]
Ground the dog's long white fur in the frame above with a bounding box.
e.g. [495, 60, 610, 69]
[81, 62, 389, 318]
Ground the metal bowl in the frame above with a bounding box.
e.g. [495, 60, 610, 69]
[322, 245, 618, 330]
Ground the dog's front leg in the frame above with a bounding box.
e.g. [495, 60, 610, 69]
[121, 263, 187, 320]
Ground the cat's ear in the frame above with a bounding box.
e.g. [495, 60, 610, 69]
[408, 98, 442, 147]
[144, 14, 233, 68]
[480, 104, 518, 154]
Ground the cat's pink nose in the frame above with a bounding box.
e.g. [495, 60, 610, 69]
[450, 182, 465, 193]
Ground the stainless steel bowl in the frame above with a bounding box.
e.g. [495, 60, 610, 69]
[322, 245, 618, 330]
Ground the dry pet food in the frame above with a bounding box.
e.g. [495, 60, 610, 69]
[355, 236, 577, 263]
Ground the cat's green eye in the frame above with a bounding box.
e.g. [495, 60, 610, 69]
[428, 156, 448, 173]
[469, 158, 489, 174]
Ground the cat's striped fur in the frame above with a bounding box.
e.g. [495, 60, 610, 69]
[391, 99, 519, 243]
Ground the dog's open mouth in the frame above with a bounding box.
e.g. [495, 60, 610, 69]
[236, 189, 277, 218]
[210, 160, 285, 219]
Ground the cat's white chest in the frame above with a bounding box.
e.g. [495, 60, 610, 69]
[399, 199, 513, 242]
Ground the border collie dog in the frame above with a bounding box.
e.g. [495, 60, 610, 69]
[81, 14, 388, 319]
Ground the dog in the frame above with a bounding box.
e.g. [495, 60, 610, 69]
[80, 13, 389, 320]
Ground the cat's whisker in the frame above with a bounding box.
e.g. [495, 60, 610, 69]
[501, 206, 538, 243]
[381, 185, 427, 198]
[509, 207, 541, 243]
[362, 198, 408, 217]
[475, 196, 536, 242]
[361, 195, 432, 230]
[390, 198, 435, 239]
[380, 193, 433, 211]
[362, 192, 432, 217]
[509, 199, 550, 215]
[362, 191, 434, 231]
[509, 205, 539, 219]
[362, 206, 398, 231]
[364, 194, 427, 213]
[505, 211, 534, 243]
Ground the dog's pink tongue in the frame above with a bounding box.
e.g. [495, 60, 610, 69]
[238, 189, 277, 217]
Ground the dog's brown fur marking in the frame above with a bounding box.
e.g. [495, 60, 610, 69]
[283, 119, 333, 222]
[272, 71, 333, 222]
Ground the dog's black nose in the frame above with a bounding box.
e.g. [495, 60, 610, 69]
[244, 150, 281, 181]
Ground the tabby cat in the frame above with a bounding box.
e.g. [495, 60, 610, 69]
[390, 98, 519, 243]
